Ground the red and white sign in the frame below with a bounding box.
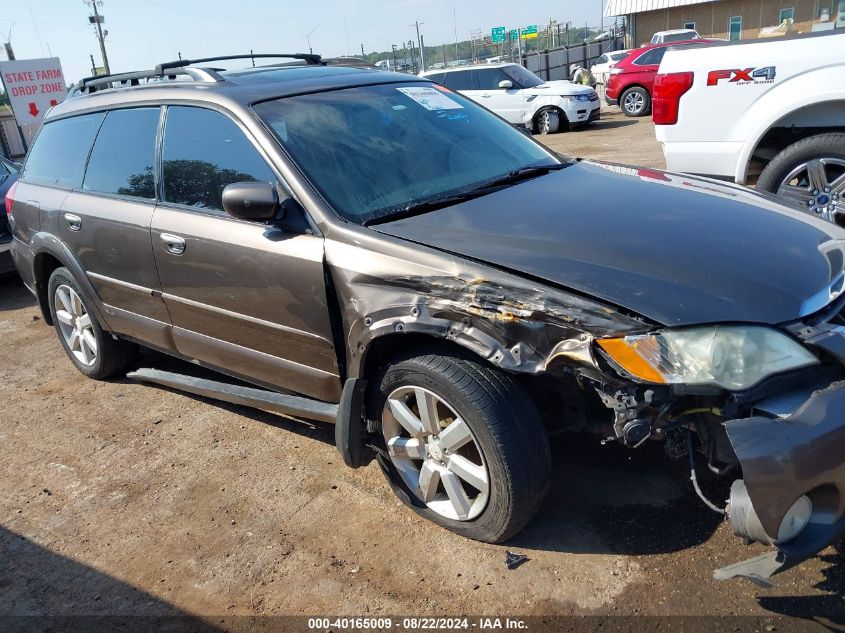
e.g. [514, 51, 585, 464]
[0, 57, 68, 129]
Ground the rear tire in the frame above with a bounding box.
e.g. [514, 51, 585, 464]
[370, 349, 551, 543]
[48, 267, 138, 379]
[621, 86, 650, 117]
[756, 133, 845, 224]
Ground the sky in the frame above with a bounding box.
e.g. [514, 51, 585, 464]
[1, 0, 607, 84]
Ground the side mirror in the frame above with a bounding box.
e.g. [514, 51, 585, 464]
[498, 79, 514, 89]
[222, 181, 280, 222]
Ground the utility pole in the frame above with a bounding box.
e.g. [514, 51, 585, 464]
[452, 6, 459, 60]
[2, 24, 14, 60]
[85, 0, 110, 75]
[411, 21, 425, 72]
[90, 53, 96, 75]
[361, 43, 365, 59]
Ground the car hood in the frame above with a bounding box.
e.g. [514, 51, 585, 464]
[527, 80, 593, 96]
[374, 161, 845, 326]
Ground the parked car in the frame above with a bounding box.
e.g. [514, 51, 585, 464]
[654, 31, 845, 223]
[1, 156, 22, 276]
[605, 39, 714, 116]
[650, 28, 700, 44]
[9, 53, 845, 586]
[421, 63, 600, 134]
[590, 49, 631, 86]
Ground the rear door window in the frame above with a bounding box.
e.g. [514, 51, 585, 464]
[83, 108, 160, 199]
[161, 106, 275, 211]
[441, 71, 478, 91]
[23, 113, 105, 188]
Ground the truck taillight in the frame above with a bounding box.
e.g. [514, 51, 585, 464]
[5, 181, 17, 216]
[652, 72, 693, 125]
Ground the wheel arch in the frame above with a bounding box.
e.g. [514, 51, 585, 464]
[736, 95, 845, 184]
[29, 232, 110, 330]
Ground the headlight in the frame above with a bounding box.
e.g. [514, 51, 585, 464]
[563, 94, 592, 102]
[597, 325, 818, 390]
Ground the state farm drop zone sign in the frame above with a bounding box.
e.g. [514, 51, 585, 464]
[0, 57, 69, 129]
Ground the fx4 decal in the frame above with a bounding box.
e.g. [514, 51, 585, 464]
[707, 66, 777, 86]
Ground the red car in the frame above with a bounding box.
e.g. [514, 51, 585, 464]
[605, 40, 714, 117]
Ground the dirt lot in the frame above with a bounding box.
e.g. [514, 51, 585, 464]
[1, 108, 842, 631]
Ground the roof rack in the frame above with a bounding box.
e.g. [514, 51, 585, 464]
[155, 52, 322, 73]
[74, 52, 323, 95]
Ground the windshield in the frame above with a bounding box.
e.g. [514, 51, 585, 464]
[501, 65, 544, 88]
[254, 82, 557, 224]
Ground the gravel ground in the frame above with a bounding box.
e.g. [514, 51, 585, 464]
[1, 107, 842, 631]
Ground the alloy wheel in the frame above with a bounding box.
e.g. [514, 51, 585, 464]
[54, 284, 98, 366]
[382, 386, 489, 521]
[623, 91, 644, 115]
[538, 111, 551, 134]
[777, 158, 845, 223]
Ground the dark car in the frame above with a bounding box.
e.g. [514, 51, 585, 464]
[7, 54, 845, 586]
[1, 155, 22, 275]
[605, 40, 714, 116]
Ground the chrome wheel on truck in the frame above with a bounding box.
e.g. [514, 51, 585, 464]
[775, 158, 845, 222]
[757, 133, 845, 225]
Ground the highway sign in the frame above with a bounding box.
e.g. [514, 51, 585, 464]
[0, 57, 67, 129]
[491, 26, 507, 43]
[521, 25, 538, 39]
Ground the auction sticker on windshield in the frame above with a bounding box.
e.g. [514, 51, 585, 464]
[397, 87, 463, 111]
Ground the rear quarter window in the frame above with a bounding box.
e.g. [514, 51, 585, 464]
[633, 48, 666, 66]
[23, 113, 105, 188]
[442, 71, 477, 91]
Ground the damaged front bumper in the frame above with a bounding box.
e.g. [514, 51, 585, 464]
[716, 379, 845, 586]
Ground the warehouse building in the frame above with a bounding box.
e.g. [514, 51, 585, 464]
[605, 0, 844, 46]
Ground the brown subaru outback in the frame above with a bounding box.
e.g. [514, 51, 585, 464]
[8, 53, 845, 585]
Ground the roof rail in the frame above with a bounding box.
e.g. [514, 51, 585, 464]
[73, 53, 322, 96]
[155, 53, 323, 73]
[75, 66, 224, 95]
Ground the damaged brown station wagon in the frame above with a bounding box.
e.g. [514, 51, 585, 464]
[8, 54, 845, 586]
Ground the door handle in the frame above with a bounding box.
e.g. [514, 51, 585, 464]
[160, 233, 186, 255]
[64, 213, 82, 231]
[479, 93, 492, 98]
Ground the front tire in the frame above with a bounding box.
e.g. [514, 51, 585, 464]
[48, 267, 137, 379]
[621, 86, 650, 117]
[370, 350, 551, 543]
[534, 109, 562, 135]
[756, 133, 845, 224]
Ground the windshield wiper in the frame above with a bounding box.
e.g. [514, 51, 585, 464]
[365, 163, 568, 226]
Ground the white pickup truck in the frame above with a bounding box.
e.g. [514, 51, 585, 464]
[654, 31, 845, 223]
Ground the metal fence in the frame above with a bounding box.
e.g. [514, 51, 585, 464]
[522, 35, 627, 83]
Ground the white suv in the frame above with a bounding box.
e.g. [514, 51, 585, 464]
[421, 63, 600, 134]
